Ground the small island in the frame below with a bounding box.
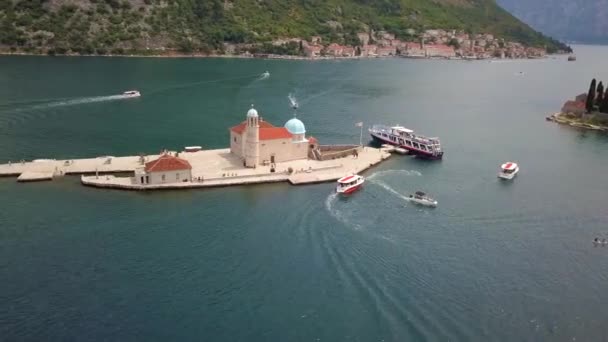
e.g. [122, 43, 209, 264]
[547, 78, 608, 131]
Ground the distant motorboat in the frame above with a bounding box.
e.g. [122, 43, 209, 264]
[568, 55, 577, 62]
[262, 71, 270, 78]
[498, 162, 519, 180]
[409, 191, 438, 207]
[123, 90, 141, 98]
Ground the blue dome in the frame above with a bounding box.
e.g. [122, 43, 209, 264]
[284, 117, 306, 134]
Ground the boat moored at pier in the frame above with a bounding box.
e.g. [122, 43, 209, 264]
[369, 125, 443, 159]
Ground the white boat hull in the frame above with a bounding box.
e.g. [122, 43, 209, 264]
[410, 197, 438, 207]
[498, 167, 519, 180]
[336, 179, 364, 194]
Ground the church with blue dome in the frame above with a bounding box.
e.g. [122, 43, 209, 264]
[229, 105, 318, 168]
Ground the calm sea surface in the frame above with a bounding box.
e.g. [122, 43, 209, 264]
[1, 46, 608, 341]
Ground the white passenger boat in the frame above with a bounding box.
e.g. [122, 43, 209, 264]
[369, 125, 443, 159]
[498, 162, 519, 180]
[409, 191, 438, 207]
[123, 90, 141, 98]
[336, 175, 364, 195]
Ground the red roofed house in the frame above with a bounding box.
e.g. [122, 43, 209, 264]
[135, 153, 192, 185]
[561, 100, 586, 116]
[229, 105, 314, 168]
[425, 44, 456, 58]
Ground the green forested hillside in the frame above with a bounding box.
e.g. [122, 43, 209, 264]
[0, 0, 570, 55]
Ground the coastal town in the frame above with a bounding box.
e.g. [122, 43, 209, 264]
[226, 29, 548, 60]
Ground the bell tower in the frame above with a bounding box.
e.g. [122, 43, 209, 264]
[245, 105, 260, 168]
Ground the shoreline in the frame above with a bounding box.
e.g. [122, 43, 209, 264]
[0, 50, 551, 62]
[546, 112, 608, 131]
[0, 147, 394, 191]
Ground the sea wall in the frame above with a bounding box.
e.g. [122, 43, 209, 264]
[317, 145, 361, 161]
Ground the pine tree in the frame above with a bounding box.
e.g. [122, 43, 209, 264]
[601, 89, 608, 113]
[597, 81, 604, 106]
[586, 78, 597, 113]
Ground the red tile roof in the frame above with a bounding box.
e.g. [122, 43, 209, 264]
[230, 120, 275, 135]
[145, 154, 192, 172]
[230, 120, 292, 140]
[260, 127, 292, 140]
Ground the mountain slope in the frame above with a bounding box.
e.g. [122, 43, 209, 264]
[0, 0, 570, 55]
[497, 0, 608, 44]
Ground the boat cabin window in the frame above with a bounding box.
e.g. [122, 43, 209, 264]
[406, 140, 412, 146]
[413, 142, 420, 149]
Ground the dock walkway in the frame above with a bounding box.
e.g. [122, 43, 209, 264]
[1, 147, 392, 190]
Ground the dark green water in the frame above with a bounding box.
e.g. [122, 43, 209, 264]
[1, 46, 608, 341]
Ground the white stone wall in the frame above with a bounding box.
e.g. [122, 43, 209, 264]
[259, 139, 309, 163]
[230, 131, 243, 158]
[146, 170, 192, 184]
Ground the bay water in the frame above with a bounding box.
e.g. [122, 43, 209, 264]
[1, 46, 607, 341]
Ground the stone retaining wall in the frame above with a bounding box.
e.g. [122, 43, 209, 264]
[317, 145, 361, 161]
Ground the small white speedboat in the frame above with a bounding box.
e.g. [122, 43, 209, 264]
[123, 90, 141, 98]
[336, 174, 364, 195]
[409, 191, 438, 207]
[262, 71, 270, 78]
[394, 147, 408, 155]
[498, 162, 519, 180]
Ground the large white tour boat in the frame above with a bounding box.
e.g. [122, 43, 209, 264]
[369, 125, 443, 159]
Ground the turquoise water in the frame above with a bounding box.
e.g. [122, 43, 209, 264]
[1, 46, 608, 341]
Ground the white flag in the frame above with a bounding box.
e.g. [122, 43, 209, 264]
[355, 122, 363, 127]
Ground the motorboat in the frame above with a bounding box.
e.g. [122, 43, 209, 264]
[409, 191, 438, 207]
[394, 147, 409, 155]
[568, 55, 576, 62]
[123, 90, 141, 98]
[369, 124, 443, 159]
[336, 174, 364, 195]
[262, 71, 270, 78]
[498, 162, 519, 180]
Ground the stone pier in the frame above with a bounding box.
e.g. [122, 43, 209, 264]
[0, 147, 393, 190]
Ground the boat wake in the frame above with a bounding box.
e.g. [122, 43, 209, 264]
[258, 71, 270, 80]
[288, 93, 299, 109]
[370, 179, 412, 203]
[0, 94, 138, 127]
[368, 169, 422, 180]
[324, 192, 362, 230]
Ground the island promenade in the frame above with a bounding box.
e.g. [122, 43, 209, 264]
[0, 147, 392, 190]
